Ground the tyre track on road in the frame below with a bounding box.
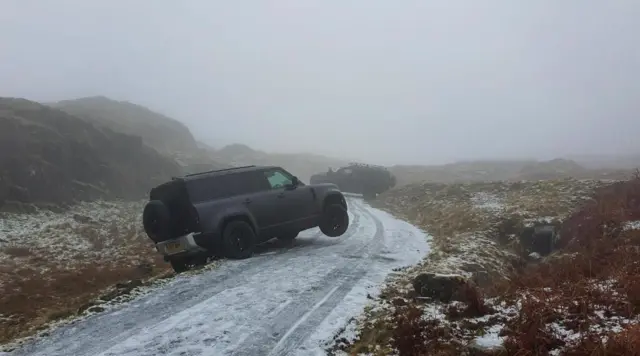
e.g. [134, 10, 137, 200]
[93, 200, 379, 356]
[8, 199, 365, 356]
[232, 200, 386, 356]
[117, 200, 379, 356]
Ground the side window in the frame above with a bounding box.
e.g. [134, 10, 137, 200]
[264, 169, 293, 189]
[240, 171, 272, 193]
[213, 174, 248, 198]
[214, 172, 269, 197]
[187, 172, 270, 201]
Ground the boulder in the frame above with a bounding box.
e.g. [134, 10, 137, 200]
[412, 273, 472, 303]
[519, 224, 558, 256]
[471, 270, 491, 288]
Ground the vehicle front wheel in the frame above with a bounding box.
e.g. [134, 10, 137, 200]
[319, 204, 349, 237]
[222, 220, 257, 259]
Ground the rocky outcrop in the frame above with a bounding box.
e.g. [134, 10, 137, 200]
[519, 224, 559, 256]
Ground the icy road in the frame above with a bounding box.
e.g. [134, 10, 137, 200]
[7, 198, 430, 356]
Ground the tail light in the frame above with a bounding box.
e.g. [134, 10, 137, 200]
[189, 205, 201, 232]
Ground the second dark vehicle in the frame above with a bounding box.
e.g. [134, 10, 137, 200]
[309, 163, 396, 200]
[142, 165, 350, 273]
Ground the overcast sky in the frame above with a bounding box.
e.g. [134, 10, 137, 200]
[1, 1, 639, 165]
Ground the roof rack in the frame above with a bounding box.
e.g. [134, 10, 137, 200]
[347, 162, 386, 168]
[184, 165, 257, 178]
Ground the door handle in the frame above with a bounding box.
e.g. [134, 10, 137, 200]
[277, 193, 285, 198]
[244, 198, 252, 204]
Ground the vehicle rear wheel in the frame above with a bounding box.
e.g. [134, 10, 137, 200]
[319, 204, 349, 237]
[170, 258, 189, 274]
[222, 220, 257, 259]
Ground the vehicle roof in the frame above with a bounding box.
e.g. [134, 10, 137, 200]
[178, 165, 280, 182]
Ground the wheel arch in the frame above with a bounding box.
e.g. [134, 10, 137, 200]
[323, 192, 347, 211]
[218, 213, 257, 235]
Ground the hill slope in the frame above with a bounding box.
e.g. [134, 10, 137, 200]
[51, 96, 198, 155]
[0, 97, 181, 212]
[51, 96, 229, 173]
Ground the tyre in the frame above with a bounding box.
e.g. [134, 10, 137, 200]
[143, 200, 171, 242]
[222, 220, 257, 259]
[191, 254, 209, 267]
[170, 258, 189, 274]
[319, 204, 349, 237]
[277, 231, 299, 243]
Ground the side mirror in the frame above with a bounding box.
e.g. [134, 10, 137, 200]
[286, 176, 300, 190]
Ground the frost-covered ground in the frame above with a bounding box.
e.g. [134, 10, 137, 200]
[2, 198, 431, 356]
[0, 200, 172, 343]
[624, 220, 640, 230]
[0, 200, 151, 273]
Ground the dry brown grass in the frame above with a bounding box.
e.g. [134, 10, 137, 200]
[341, 177, 640, 355]
[0, 200, 180, 345]
[1, 246, 33, 258]
[489, 176, 640, 355]
[0, 255, 170, 343]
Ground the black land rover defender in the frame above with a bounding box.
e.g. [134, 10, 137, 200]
[309, 163, 396, 200]
[142, 165, 349, 273]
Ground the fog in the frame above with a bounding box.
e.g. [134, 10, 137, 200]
[1, 1, 639, 165]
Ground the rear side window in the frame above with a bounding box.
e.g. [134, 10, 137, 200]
[186, 179, 212, 203]
[187, 171, 269, 202]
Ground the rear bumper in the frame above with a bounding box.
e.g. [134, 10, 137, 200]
[155, 233, 208, 257]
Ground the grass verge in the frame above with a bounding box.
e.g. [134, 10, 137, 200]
[335, 177, 640, 355]
[0, 200, 176, 345]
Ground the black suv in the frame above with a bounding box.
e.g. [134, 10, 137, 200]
[142, 165, 350, 273]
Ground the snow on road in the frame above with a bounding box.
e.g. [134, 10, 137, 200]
[6, 198, 430, 356]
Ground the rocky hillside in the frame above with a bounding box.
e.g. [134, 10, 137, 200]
[0, 98, 181, 212]
[211, 143, 349, 182]
[50, 96, 228, 173]
[51, 96, 198, 155]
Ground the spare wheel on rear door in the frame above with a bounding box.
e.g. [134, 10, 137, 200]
[143, 200, 171, 242]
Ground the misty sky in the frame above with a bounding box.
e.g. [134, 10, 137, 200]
[1, 1, 639, 165]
